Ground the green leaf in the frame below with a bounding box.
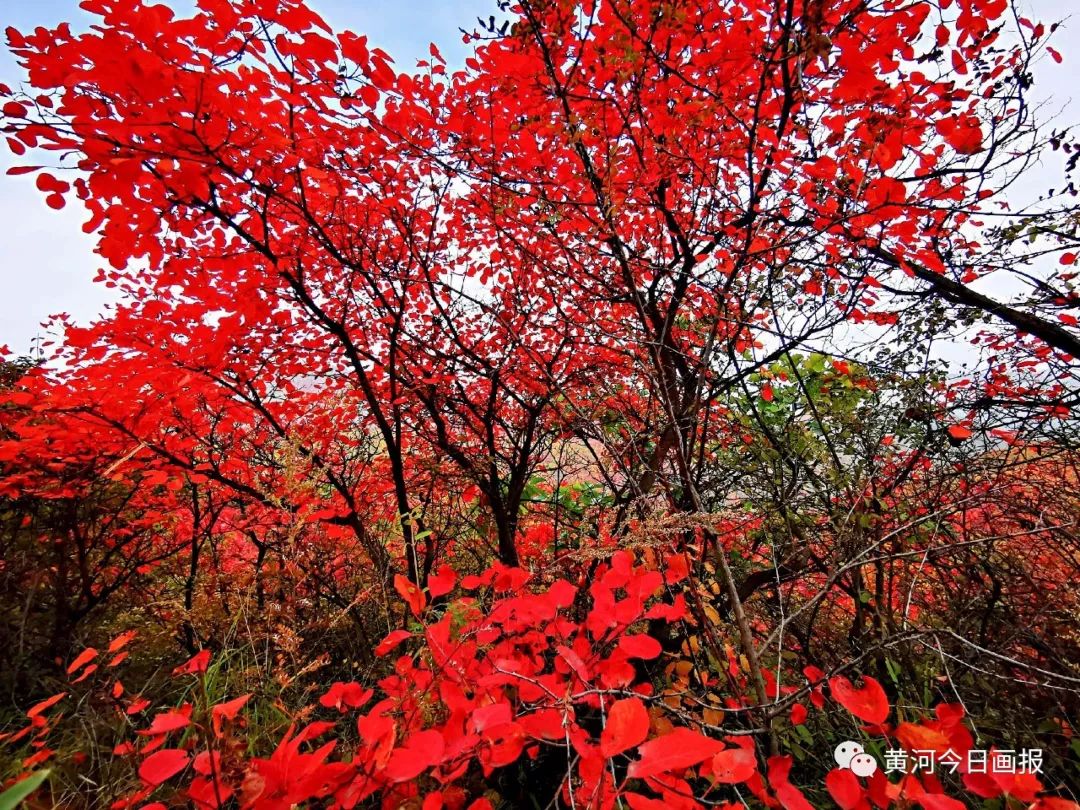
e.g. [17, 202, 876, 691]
[884, 657, 902, 686]
[0, 770, 50, 810]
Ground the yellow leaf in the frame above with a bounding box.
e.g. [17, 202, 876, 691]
[703, 707, 725, 725]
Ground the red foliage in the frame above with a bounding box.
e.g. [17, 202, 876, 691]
[829, 675, 891, 725]
[1, 0, 1078, 806]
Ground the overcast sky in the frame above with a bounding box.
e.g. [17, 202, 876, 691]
[0, 0, 1074, 358]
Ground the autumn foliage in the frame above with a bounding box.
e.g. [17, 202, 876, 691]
[1, 0, 1079, 807]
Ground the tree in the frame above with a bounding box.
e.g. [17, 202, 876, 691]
[1, 0, 1078, 807]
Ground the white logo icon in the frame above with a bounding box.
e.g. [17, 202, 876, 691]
[835, 741, 879, 777]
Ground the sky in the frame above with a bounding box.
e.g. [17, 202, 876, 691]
[0, 0, 1075, 358]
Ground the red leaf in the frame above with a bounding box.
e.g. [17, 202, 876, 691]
[66, 647, 98, 675]
[22, 748, 53, 768]
[478, 722, 526, 770]
[211, 694, 250, 734]
[193, 750, 222, 776]
[790, 703, 808, 725]
[556, 644, 591, 683]
[711, 747, 758, 784]
[173, 649, 211, 676]
[36, 173, 68, 193]
[600, 697, 650, 758]
[26, 692, 66, 718]
[919, 795, 967, 810]
[625, 796, 671, 810]
[138, 710, 191, 736]
[72, 664, 98, 684]
[895, 722, 950, 754]
[107, 629, 137, 653]
[384, 729, 445, 782]
[428, 564, 456, 597]
[936, 114, 982, 154]
[950, 49, 968, 75]
[126, 697, 151, 715]
[518, 708, 565, 741]
[471, 702, 512, 734]
[375, 629, 412, 656]
[618, 634, 662, 660]
[395, 574, 426, 617]
[827, 767, 864, 809]
[139, 748, 190, 786]
[319, 682, 373, 712]
[627, 727, 725, 779]
[768, 755, 816, 810]
[829, 674, 890, 724]
[946, 425, 972, 441]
